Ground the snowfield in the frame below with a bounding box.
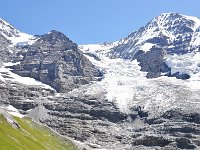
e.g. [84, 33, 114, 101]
[0, 18, 37, 47]
[8, 32, 37, 47]
[78, 44, 200, 116]
[0, 105, 25, 118]
[0, 62, 54, 90]
[140, 43, 155, 52]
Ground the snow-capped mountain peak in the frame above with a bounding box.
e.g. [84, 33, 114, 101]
[149, 12, 200, 34]
[80, 12, 200, 89]
[1, 13, 200, 150]
[111, 12, 200, 59]
[140, 12, 200, 45]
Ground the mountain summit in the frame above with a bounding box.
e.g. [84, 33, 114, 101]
[108, 13, 200, 78]
[1, 13, 200, 150]
[150, 13, 200, 34]
[111, 12, 200, 59]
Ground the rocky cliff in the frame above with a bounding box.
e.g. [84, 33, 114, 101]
[0, 13, 200, 150]
[11, 30, 101, 92]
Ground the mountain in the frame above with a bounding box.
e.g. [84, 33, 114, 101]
[0, 13, 200, 150]
[11, 30, 101, 92]
[78, 13, 200, 149]
[109, 13, 200, 78]
[111, 13, 200, 58]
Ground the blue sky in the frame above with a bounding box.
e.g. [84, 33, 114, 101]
[1, 0, 200, 44]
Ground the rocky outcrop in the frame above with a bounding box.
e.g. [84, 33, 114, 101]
[0, 33, 13, 62]
[12, 30, 101, 92]
[161, 110, 200, 124]
[1, 14, 200, 150]
[132, 136, 172, 147]
[133, 46, 170, 78]
[0, 79, 55, 113]
[25, 92, 200, 150]
[42, 95, 127, 123]
[0, 110, 20, 129]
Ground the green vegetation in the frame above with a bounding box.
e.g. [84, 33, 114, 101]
[0, 115, 77, 150]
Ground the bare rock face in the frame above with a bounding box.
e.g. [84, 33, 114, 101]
[0, 33, 13, 62]
[12, 30, 101, 92]
[133, 46, 170, 78]
[1, 14, 200, 150]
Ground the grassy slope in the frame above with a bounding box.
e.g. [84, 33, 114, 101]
[0, 115, 77, 150]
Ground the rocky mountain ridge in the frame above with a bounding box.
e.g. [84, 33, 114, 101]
[0, 13, 200, 150]
[111, 13, 200, 58]
[11, 30, 101, 92]
[109, 13, 200, 78]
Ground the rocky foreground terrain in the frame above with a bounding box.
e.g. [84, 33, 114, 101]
[1, 13, 200, 149]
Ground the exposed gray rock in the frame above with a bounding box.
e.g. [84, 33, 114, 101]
[11, 30, 101, 92]
[132, 136, 172, 147]
[1, 14, 200, 150]
[25, 94, 200, 150]
[175, 138, 196, 149]
[10, 101, 38, 111]
[133, 46, 170, 78]
[1, 64, 200, 150]
[0, 33, 13, 62]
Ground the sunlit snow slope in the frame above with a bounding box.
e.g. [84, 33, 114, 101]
[111, 13, 200, 59]
[0, 18, 37, 46]
[0, 62, 54, 90]
[79, 44, 200, 116]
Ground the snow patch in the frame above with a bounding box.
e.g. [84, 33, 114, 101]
[183, 15, 200, 31]
[7, 32, 37, 47]
[0, 105, 25, 118]
[0, 18, 37, 47]
[79, 44, 150, 113]
[165, 52, 200, 90]
[79, 42, 118, 56]
[191, 32, 200, 46]
[140, 43, 155, 52]
[0, 62, 55, 90]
